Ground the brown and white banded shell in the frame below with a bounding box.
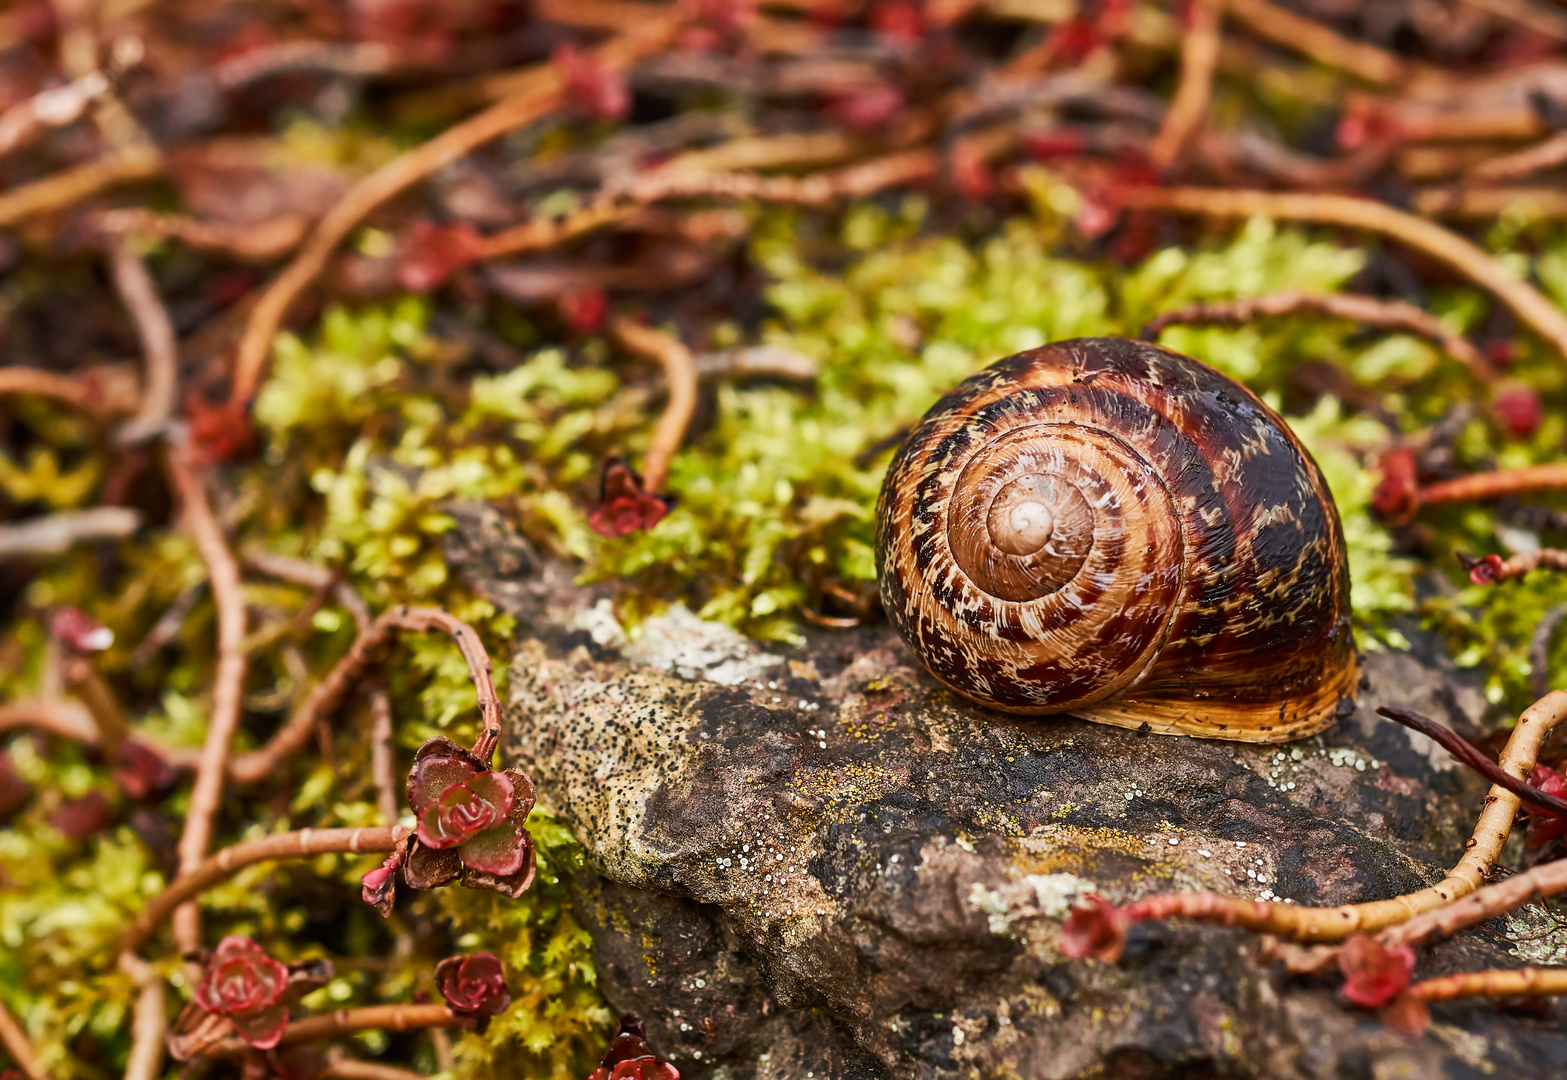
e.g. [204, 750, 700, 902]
[875, 337, 1358, 743]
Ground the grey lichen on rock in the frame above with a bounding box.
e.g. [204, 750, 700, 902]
[486, 561, 1567, 1078]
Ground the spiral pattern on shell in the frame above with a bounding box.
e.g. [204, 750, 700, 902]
[875, 337, 1358, 742]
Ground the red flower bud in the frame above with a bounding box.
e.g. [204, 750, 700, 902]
[51, 607, 113, 652]
[559, 288, 609, 334]
[52, 790, 111, 839]
[1493, 386, 1542, 439]
[588, 459, 674, 538]
[1465, 553, 1506, 586]
[1338, 935, 1415, 1009]
[397, 220, 481, 293]
[1526, 764, 1567, 847]
[1060, 894, 1131, 963]
[1370, 448, 1419, 523]
[113, 739, 178, 801]
[827, 83, 906, 132]
[553, 43, 631, 121]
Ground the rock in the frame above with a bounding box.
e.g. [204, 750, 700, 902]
[470, 552, 1567, 1078]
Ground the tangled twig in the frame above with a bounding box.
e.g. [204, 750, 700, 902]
[109, 238, 179, 445]
[1067, 691, 1567, 950]
[0, 507, 142, 562]
[120, 826, 410, 955]
[1377, 705, 1567, 815]
[228, 605, 502, 783]
[228, 19, 682, 409]
[0, 995, 45, 1080]
[1419, 465, 1567, 509]
[163, 442, 250, 955]
[205, 1004, 459, 1057]
[610, 319, 700, 496]
[1149, 0, 1220, 169]
[1141, 290, 1495, 381]
[0, 144, 161, 229]
[1116, 187, 1567, 364]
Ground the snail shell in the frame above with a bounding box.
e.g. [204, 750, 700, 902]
[874, 337, 1358, 743]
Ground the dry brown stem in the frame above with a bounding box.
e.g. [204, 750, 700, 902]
[695, 346, 820, 384]
[1474, 548, 1567, 583]
[323, 1057, 430, 1080]
[0, 144, 161, 230]
[610, 319, 700, 494]
[163, 442, 250, 955]
[1410, 966, 1567, 1002]
[228, 605, 501, 783]
[369, 686, 397, 825]
[1415, 186, 1567, 220]
[1149, 0, 1221, 169]
[0, 995, 45, 1080]
[1219, 0, 1410, 86]
[1142, 290, 1495, 380]
[1125, 691, 1567, 942]
[1116, 186, 1567, 363]
[228, 19, 681, 409]
[1466, 131, 1567, 182]
[120, 826, 410, 955]
[1385, 856, 1567, 949]
[1456, 0, 1567, 41]
[98, 208, 311, 263]
[121, 955, 166, 1080]
[1532, 604, 1567, 699]
[62, 656, 133, 755]
[0, 366, 102, 412]
[478, 149, 939, 262]
[0, 698, 101, 743]
[110, 238, 179, 445]
[206, 1004, 458, 1057]
[0, 507, 142, 561]
[0, 68, 110, 157]
[1419, 465, 1567, 507]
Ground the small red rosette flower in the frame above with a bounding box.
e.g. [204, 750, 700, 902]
[1060, 894, 1131, 963]
[435, 952, 512, 1025]
[1337, 935, 1415, 1009]
[588, 458, 674, 538]
[194, 936, 292, 1049]
[51, 606, 113, 652]
[400, 736, 537, 898]
[1370, 447, 1419, 523]
[589, 1013, 680, 1080]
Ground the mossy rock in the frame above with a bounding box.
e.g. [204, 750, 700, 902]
[467, 534, 1567, 1079]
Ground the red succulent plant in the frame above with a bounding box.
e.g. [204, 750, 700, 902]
[399, 736, 537, 897]
[589, 1013, 680, 1080]
[588, 459, 674, 538]
[194, 936, 292, 1049]
[434, 951, 512, 1028]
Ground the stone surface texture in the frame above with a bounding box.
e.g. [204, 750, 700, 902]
[451, 523, 1567, 1079]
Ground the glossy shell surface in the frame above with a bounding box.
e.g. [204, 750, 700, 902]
[875, 337, 1358, 742]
